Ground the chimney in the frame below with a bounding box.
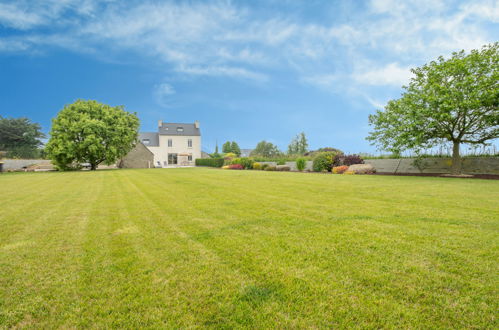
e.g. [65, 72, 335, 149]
[194, 120, 199, 129]
[158, 120, 163, 128]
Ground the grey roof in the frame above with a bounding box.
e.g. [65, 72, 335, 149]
[240, 149, 253, 157]
[138, 132, 159, 147]
[159, 123, 200, 136]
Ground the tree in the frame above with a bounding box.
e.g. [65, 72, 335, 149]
[222, 141, 232, 154]
[250, 140, 282, 158]
[211, 142, 221, 158]
[287, 135, 298, 154]
[230, 141, 241, 156]
[287, 132, 308, 155]
[0, 116, 45, 158]
[367, 43, 499, 174]
[46, 100, 139, 170]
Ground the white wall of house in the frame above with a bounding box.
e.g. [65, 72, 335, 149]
[147, 135, 201, 167]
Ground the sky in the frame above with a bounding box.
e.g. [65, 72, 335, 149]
[0, 0, 498, 154]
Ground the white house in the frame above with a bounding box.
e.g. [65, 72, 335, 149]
[139, 120, 201, 167]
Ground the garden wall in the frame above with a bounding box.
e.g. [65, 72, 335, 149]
[259, 161, 314, 171]
[1, 159, 51, 171]
[364, 157, 499, 175]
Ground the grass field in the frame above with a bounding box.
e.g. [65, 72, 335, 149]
[1, 168, 498, 328]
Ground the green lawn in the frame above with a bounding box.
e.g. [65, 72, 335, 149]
[1, 168, 498, 328]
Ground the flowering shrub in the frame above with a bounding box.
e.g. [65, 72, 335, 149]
[222, 165, 230, 169]
[253, 162, 262, 170]
[228, 164, 244, 170]
[231, 157, 254, 169]
[332, 165, 349, 174]
[313, 151, 341, 172]
[342, 154, 364, 166]
[343, 170, 355, 175]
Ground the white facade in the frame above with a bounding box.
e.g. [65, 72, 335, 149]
[140, 121, 201, 167]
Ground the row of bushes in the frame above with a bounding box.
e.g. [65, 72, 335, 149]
[198, 152, 364, 173]
[312, 152, 363, 172]
[195, 158, 224, 167]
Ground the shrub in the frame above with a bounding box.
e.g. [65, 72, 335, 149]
[228, 164, 244, 170]
[312, 151, 341, 172]
[253, 162, 262, 170]
[276, 165, 290, 171]
[295, 158, 306, 171]
[261, 163, 269, 170]
[341, 154, 364, 166]
[231, 157, 254, 169]
[264, 165, 276, 171]
[222, 165, 230, 169]
[344, 170, 355, 175]
[332, 165, 349, 174]
[195, 158, 224, 167]
[276, 159, 286, 165]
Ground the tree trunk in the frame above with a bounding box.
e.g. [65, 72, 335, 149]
[451, 141, 462, 175]
[90, 163, 97, 171]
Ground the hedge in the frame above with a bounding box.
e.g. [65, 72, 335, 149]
[195, 158, 224, 167]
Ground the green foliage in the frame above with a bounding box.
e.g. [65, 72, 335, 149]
[5, 146, 43, 159]
[264, 165, 276, 171]
[287, 132, 308, 155]
[368, 43, 499, 174]
[222, 141, 232, 154]
[295, 158, 306, 171]
[312, 151, 341, 172]
[230, 141, 241, 156]
[195, 158, 224, 167]
[231, 157, 254, 169]
[46, 99, 139, 171]
[276, 159, 286, 165]
[0, 116, 45, 158]
[250, 141, 282, 158]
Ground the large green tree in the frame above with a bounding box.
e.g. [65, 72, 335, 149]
[250, 140, 282, 158]
[46, 100, 139, 170]
[0, 116, 45, 158]
[368, 43, 499, 174]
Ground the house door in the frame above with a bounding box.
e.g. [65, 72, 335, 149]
[168, 153, 178, 165]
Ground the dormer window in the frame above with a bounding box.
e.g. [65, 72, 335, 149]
[177, 127, 184, 132]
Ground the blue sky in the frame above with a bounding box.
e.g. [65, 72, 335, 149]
[0, 0, 498, 154]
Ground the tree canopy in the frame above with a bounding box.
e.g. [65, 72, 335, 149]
[287, 132, 308, 155]
[250, 140, 282, 158]
[222, 141, 241, 156]
[367, 43, 499, 174]
[0, 116, 45, 158]
[46, 100, 139, 170]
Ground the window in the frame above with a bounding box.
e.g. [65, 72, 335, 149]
[168, 139, 172, 147]
[188, 155, 192, 161]
[168, 153, 178, 165]
[142, 139, 150, 145]
[188, 139, 192, 148]
[177, 127, 184, 132]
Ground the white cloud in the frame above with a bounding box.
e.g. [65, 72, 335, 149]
[0, 3, 44, 29]
[0, 0, 497, 91]
[176, 65, 268, 82]
[353, 63, 413, 87]
[154, 83, 175, 107]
